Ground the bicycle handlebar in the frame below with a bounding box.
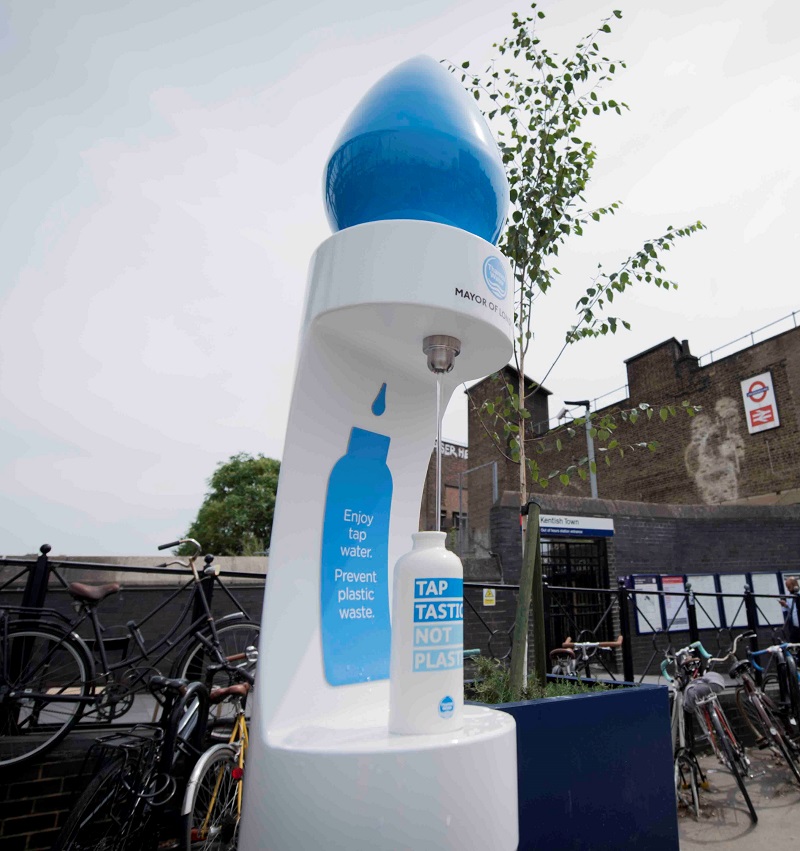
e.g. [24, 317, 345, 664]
[195, 631, 256, 685]
[747, 641, 800, 671]
[703, 631, 756, 667]
[675, 641, 711, 660]
[158, 538, 201, 554]
[661, 640, 711, 683]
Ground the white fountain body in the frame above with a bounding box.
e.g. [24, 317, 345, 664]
[238, 218, 518, 850]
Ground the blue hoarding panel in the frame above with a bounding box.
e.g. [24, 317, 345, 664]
[495, 684, 678, 851]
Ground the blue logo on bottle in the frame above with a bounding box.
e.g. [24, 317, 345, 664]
[483, 256, 507, 300]
[439, 695, 455, 718]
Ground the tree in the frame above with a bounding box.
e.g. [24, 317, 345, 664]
[450, 4, 704, 694]
[452, 4, 704, 496]
[183, 453, 280, 556]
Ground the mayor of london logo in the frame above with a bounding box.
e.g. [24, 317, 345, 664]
[482, 256, 507, 300]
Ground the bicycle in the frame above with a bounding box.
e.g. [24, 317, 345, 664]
[53, 675, 211, 851]
[727, 635, 800, 785]
[662, 640, 758, 824]
[0, 538, 259, 769]
[549, 634, 623, 680]
[748, 632, 800, 734]
[661, 641, 710, 817]
[182, 676, 252, 850]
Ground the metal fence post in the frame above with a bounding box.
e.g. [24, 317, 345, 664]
[21, 543, 52, 611]
[192, 555, 217, 626]
[743, 584, 762, 686]
[617, 579, 634, 683]
[686, 582, 700, 644]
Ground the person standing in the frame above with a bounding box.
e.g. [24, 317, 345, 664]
[780, 576, 800, 642]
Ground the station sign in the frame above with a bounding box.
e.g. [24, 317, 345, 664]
[740, 371, 780, 434]
[538, 514, 614, 538]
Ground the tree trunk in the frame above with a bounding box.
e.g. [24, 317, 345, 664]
[510, 501, 546, 697]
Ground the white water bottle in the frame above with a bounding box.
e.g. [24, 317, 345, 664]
[388, 531, 464, 735]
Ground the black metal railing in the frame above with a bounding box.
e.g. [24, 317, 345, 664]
[462, 575, 796, 686]
[1, 544, 267, 613]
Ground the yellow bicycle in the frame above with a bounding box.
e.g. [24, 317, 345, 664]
[182, 680, 250, 850]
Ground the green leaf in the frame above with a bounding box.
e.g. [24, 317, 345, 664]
[659, 407, 668, 422]
[559, 473, 570, 486]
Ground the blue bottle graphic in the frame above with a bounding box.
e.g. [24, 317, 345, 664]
[320, 427, 393, 686]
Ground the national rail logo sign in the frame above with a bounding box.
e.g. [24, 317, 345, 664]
[740, 371, 780, 434]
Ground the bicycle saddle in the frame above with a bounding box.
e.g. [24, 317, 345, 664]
[729, 660, 750, 679]
[549, 648, 575, 658]
[209, 683, 251, 704]
[684, 672, 725, 712]
[150, 675, 189, 694]
[67, 581, 121, 603]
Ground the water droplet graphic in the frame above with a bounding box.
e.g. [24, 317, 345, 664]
[324, 55, 509, 244]
[372, 383, 387, 416]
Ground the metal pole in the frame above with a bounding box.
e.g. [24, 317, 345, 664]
[743, 584, 761, 687]
[21, 543, 52, 611]
[617, 579, 634, 682]
[584, 414, 598, 499]
[565, 400, 598, 498]
[686, 583, 700, 643]
[458, 472, 464, 554]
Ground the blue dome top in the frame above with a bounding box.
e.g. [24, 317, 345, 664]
[324, 55, 509, 245]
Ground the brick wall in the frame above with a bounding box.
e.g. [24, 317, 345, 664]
[468, 327, 800, 522]
[486, 493, 800, 671]
[465, 367, 550, 555]
[0, 575, 265, 848]
[0, 734, 97, 851]
[418, 440, 469, 532]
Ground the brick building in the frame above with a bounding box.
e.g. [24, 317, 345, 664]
[461, 323, 800, 663]
[418, 439, 470, 533]
[468, 324, 800, 546]
[463, 365, 551, 557]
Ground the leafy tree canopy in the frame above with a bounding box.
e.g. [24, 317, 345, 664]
[449, 3, 705, 491]
[183, 453, 280, 556]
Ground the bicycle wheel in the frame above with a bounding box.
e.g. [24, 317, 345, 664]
[736, 684, 769, 746]
[175, 623, 259, 724]
[176, 622, 259, 688]
[785, 652, 800, 733]
[708, 704, 758, 824]
[0, 623, 92, 768]
[674, 749, 700, 818]
[53, 756, 154, 851]
[748, 689, 800, 786]
[183, 743, 241, 851]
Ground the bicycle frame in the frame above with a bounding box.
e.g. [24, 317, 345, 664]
[750, 642, 800, 702]
[2, 574, 251, 715]
[187, 691, 250, 846]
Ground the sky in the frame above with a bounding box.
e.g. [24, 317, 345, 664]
[1, 0, 798, 555]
